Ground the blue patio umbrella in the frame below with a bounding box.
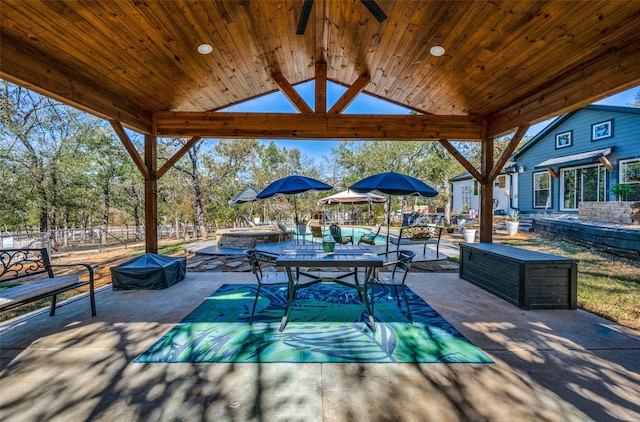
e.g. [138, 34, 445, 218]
[257, 175, 332, 224]
[350, 171, 438, 252]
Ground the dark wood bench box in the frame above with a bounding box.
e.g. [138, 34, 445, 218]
[459, 243, 578, 310]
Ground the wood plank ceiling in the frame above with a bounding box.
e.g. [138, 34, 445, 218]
[2, 0, 640, 140]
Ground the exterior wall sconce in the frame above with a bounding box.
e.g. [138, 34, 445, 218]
[518, 165, 525, 173]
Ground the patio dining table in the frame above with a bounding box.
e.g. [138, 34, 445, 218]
[275, 244, 384, 332]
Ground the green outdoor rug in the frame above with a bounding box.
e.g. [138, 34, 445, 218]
[136, 283, 493, 364]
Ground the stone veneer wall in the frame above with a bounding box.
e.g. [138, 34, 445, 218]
[578, 201, 640, 225]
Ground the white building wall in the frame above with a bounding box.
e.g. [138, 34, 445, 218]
[451, 173, 520, 216]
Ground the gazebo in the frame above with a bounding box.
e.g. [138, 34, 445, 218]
[2, 1, 639, 252]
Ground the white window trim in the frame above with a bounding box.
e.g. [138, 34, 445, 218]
[559, 164, 605, 211]
[619, 158, 640, 185]
[532, 171, 551, 209]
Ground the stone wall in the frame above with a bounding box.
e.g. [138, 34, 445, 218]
[578, 201, 640, 225]
[534, 218, 640, 259]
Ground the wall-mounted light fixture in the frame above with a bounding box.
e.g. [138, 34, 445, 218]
[518, 165, 525, 173]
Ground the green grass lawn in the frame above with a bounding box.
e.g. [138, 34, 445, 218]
[500, 234, 640, 331]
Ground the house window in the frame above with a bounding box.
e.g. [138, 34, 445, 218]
[533, 172, 551, 208]
[560, 165, 606, 211]
[497, 175, 506, 188]
[620, 158, 640, 201]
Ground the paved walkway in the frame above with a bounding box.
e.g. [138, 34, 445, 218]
[1, 271, 639, 421]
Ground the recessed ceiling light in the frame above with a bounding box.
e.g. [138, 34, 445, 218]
[430, 45, 445, 56]
[198, 44, 213, 54]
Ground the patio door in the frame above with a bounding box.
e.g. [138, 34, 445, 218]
[560, 164, 606, 211]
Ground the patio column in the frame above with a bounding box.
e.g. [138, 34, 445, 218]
[144, 134, 158, 253]
[480, 138, 494, 243]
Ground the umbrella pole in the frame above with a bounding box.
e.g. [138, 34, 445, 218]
[386, 196, 391, 253]
[352, 204, 355, 241]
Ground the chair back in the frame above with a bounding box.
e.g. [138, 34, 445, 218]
[310, 225, 323, 238]
[242, 214, 256, 227]
[244, 249, 278, 283]
[329, 224, 343, 243]
[392, 250, 415, 284]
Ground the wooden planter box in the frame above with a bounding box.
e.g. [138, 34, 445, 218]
[459, 243, 578, 310]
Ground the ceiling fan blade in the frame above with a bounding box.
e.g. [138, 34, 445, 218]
[296, 0, 314, 35]
[360, 0, 388, 22]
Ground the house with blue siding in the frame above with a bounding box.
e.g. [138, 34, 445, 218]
[513, 105, 640, 215]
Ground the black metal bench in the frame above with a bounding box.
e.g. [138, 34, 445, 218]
[0, 248, 96, 316]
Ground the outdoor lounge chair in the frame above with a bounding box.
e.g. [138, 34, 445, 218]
[309, 225, 324, 243]
[244, 249, 289, 323]
[277, 222, 294, 243]
[358, 224, 381, 245]
[329, 224, 353, 244]
[241, 214, 256, 227]
[371, 250, 415, 322]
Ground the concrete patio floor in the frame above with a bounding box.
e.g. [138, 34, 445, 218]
[1, 271, 639, 421]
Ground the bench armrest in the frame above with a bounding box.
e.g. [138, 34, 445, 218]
[48, 262, 94, 283]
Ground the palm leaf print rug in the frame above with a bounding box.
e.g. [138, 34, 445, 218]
[136, 283, 492, 364]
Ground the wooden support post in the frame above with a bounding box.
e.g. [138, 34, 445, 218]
[329, 72, 370, 114]
[110, 120, 149, 180]
[272, 73, 313, 114]
[439, 139, 484, 183]
[315, 61, 327, 113]
[480, 138, 494, 243]
[144, 134, 158, 253]
[157, 136, 201, 178]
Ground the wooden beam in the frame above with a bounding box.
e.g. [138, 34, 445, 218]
[486, 42, 640, 137]
[315, 61, 327, 114]
[314, 0, 328, 114]
[110, 120, 149, 180]
[155, 112, 484, 140]
[0, 34, 153, 134]
[547, 167, 558, 179]
[598, 156, 614, 173]
[156, 136, 202, 179]
[487, 125, 529, 183]
[479, 138, 494, 243]
[329, 73, 370, 114]
[144, 134, 158, 254]
[271, 73, 313, 114]
[438, 140, 484, 183]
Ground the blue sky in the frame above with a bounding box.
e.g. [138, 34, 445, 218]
[228, 82, 639, 161]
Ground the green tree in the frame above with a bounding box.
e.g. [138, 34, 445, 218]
[632, 89, 640, 108]
[0, 81, 102, 234]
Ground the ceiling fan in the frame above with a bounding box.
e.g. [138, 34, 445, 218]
[296, 0, 388, 35]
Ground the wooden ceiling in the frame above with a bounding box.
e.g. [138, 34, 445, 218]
[2, 0, 640, 140]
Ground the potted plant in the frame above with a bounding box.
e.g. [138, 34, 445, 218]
[463, 209, 477, 242]
[506, 210, 520, 236]
[609, 183, 632, 201]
